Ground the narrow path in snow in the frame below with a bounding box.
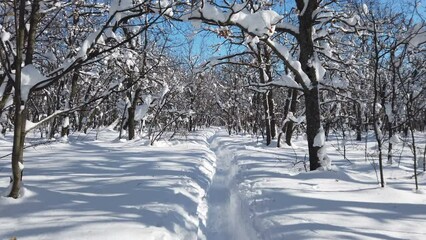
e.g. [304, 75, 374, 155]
[204, 131, 257, 240]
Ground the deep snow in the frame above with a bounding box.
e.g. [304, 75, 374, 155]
[0, 129, 217, 240]
[203, 131, 258, 240]
[0, 128, 425, 239]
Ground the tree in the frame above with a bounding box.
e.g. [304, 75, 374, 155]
[184, 0, 333, 170]
[0, 0, 171, 198]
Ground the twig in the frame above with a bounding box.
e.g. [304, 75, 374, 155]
[330, 143, 353, 164]
[0, 139, 57, 159]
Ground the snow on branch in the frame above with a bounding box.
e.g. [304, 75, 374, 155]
[186, 1, 284, 38]
[266, 39, 311, 89]
[30, 6, 166, 93]
[197, 52, 255, 71]
[275, 22, 299, 36]
[248, 74, 303, 90]
[20, 65, 46, 102]
[25, 110, 66, 133]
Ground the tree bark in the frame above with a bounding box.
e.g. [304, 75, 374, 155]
[262, 91, 272, 145]
[128, 106, 135, 140]
[257, 45, 273, 145]
[305, 86, 322, 171]
[267, 90, 276, 139]
[355, 103, 362, 141]
[371, 16, 385, 187]
[9, 0, 27, 198]
[277, 89, 291, 148]
[61, 69, 80, 137]
[297, 0, 322, 170]
[285, 89, 298, 145]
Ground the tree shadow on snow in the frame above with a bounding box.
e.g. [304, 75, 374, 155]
[0, 140, 215, 239]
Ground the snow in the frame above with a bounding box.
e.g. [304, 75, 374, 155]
[109, 0, 133, 24]
[276, 22, 299, 34]
[231, 10, 282, 37]
[18, 162, 24, 171]
[376, 121, 383, 139]
[384, 102, 393, 122]
[362, 3, 369, 15]
[25, 120, 38, 132]
[104, 28, 118, 41]
[312, 55, 326, 81]
[157, 0, 174, 17]
[200, 2, 228, 23]
[62, 116, 69, 128]
[268, 74, 301, 89]
[0, 129, 217, 240]
[318, 145, 331, 170]
[313, 126, 325, 147]
[286, 112, 305, 124]
[300, 0, 309, 16]
[20, 64, 47, 101]
[1, 30, 11, 42]
[135, 95, 152, 121]
[245, 35, 259, 49]
[267, 39, 312, 88]
[220, 130, 426, 239]
[203, 132, 258, 240]
[321, 42, 333, 58]
[375, 102, 382, 112]
[197, 4, 282, 37]
[76, 31, 100, 60]
[158, 82, 169, 101]
[390, 134, 400, 144]
[1, 129, 425, 239]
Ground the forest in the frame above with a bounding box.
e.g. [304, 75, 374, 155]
[0, 0, 425, 239]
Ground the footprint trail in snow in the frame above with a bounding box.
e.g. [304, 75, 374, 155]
[204, 131, 257, 240]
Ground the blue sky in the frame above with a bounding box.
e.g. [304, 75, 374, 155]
[167, 0, 425, 64]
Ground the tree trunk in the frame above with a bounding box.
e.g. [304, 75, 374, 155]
[128, 106, 135, 140]
[62, 69, 80, 137]
[355, 103, 362, 141]
[409, 115, 418, 190]
[9, 0, 27, 198]
[267, 90, 276, 139]
[297, 0, 322, 170]
[305, 86, 322, 171]
[262, 91, 272, 145]
[188, 116, 193, 132]
[285, 89, 298, 145]
[371, 15, 385, 187]
[387, 50, 398, 164]
[78, 83, 92, 132]
[119, 103, 128, 139]
[262, 45, 276, 140]
[278, 89, 291, 148]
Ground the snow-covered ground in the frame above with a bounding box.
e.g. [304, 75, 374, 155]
[0, 129, 217, 240]
[231, 131, 426, 240]
[1, 128, 425, 239]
